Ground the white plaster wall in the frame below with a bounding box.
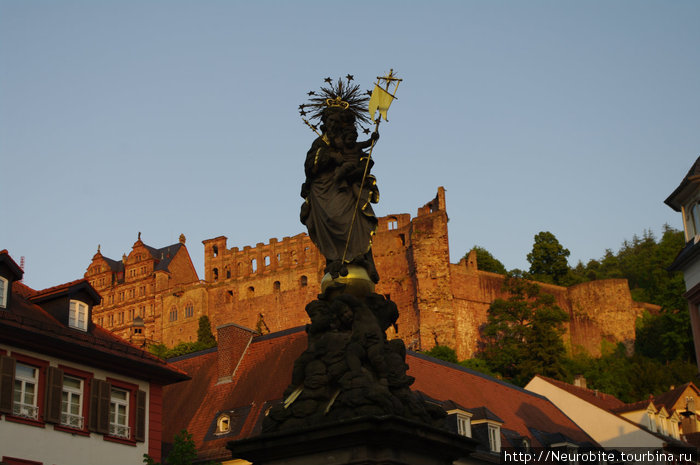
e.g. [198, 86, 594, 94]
[683, 259, 700, 291]
[525, 377, 664, 448]
[0, 343, 150, 465]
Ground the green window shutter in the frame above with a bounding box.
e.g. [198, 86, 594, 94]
[0, 355, 15, 414]
[134, 390, 147, 442]
[44, 366, 64, 423]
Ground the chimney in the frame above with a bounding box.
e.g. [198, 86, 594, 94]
[574, 375, 587, 389]
[216, 323, 257, 384]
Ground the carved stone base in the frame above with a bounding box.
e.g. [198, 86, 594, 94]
[227, 415, 477, 465]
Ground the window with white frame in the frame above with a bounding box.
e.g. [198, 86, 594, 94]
[0, 276, 8, 308]
[69, 300, 88, 331]
[647, 410, 657, 432]
[61, 375, 84, 429]
[13, 363, 39, 420]
[109, 387, 130, 438]
[488, 424, 501, 453]
[456, 413, 471, 437]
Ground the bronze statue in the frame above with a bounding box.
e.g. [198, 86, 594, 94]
[299, 78, 381, 284]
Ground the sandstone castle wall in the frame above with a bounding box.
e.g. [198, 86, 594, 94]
[86, 187, 658, 359]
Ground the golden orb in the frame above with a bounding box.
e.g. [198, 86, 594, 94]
[320, 264, 375, 298]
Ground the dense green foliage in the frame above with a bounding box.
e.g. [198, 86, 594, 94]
[424, 345, 459, 363]
[197, 315, 217, 346]
[527, 231, 571, 285]
[149, 315, 218, 359]
[478, 277, 570, 385]
[144, 429, 219, 465]
[464, 246, 507, 274]
[446, 226, 694, 400]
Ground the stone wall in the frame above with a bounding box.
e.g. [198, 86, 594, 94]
[87, 188, 658, 359]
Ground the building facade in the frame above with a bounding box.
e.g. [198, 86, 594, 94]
[87, 188, 657, 359]
[0, 250, 188, 465]
[666, 156, 700, 371]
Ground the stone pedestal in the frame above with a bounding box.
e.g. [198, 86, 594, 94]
[227, 415, 477, 465]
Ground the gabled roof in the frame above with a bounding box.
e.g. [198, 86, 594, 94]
[665, 156, 700, 212]
[147, 243, 184, 272]
[29, 278, 101, 306]
[164, 327, 596, 462]
[653, 382, 700, 412]
[0, 257, 188, 385]
[530, 375, 626, 411]
[0, 250, 23, 280]
[611, 399, 655, 414]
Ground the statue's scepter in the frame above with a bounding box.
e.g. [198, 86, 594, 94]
[340, 70, 402, 264]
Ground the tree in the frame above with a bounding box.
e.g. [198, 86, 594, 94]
[148, 316, 218, 360]
[464, 246, 507, 274]
[424, 345, 459, 363]
[479, 276, 569, 385]
[144, 429, 220, 465]
[197, 315, 217, 346]
[527, 231, 570, 285]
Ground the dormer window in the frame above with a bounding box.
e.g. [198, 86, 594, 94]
[0, 276, 7, 308]
[216, 413, 231, 434]
[69, 300, 88, 331]
[488, 424, 501, 452]
[456, 413, 471, 437]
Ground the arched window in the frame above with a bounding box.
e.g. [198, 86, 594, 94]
[185, 302, 194, 318]
[216, 413, 231, 434]
[251, 259, 257, 273]
[225, 267, 231, 279]
[247, 286, 255, 297]
[212, 245, 219, 257]
[169, 307, 178, 322]
[273, 281, 281, 292]
[300, 275, 308, 287]
[213, 268, 219, 281]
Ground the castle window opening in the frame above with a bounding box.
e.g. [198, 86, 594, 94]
[247, 286, 255, 297]
[185, 302, 194, 318]
[226, 290, 233, 303]
[398, 233, 406, 246]
[226, 267, 231, 279]
[213, 268, 219, 281]
[300, 275, 308, 287]
[169, 307, 178, 322]
[129, 308, 134, 321]
[274, 281, 281, 292]
[277, 253, 282, 264]
[213, 245, 219, 257]
[251, 259, 257, 273]
[388, 217, 398, 230]
[264, 256, 270, 267]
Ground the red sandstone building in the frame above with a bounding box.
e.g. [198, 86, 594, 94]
[87, 188, 657, 359]
[0, 250, 188, 465]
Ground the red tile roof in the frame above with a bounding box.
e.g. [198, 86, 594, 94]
[652, 383, 699, 412]
[532, 375, 626, 411]
[408, 356, 594, 447]
[1, 275, 188, 384]
[165, 327, 308, 461]
[164, 328, 596, 462]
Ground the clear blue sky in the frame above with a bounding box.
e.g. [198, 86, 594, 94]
[2, 1, 699, 290]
